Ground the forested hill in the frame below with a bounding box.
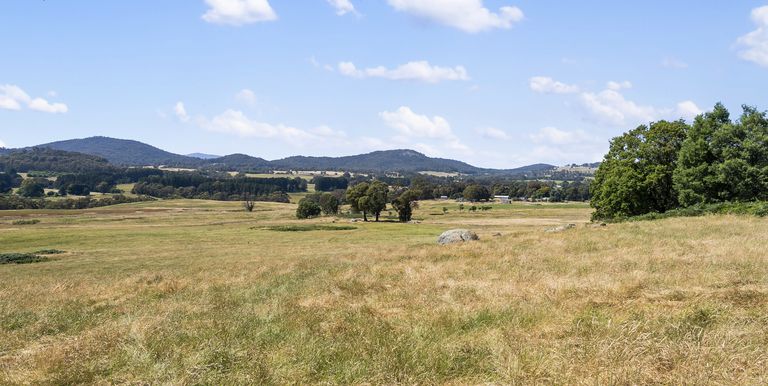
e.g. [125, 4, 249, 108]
[14, 136, 564, 175]
[38, 136, 199, 166]
[271, 149, 483, 173]
[0, 148, 113, 173]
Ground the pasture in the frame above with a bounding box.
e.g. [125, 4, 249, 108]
[1, 200, 767, 384]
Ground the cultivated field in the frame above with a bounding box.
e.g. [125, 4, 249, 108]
[1, 200, 767, 384]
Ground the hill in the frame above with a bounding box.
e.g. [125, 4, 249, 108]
[204, 154, 272, 171]
[17, 136, 563, 175]
[187, 153, 221, 160]
[0, 148, 113, 173]
[37, 136, 198, 166]
[271, 149, 487, 174]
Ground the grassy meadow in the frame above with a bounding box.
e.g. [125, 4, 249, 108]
[1, 199, 767, 384]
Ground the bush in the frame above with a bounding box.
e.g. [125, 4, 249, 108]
[296, 198, 322, 219]
[0, 253, 50, 264]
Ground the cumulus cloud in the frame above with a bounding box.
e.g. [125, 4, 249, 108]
[327, 0, 357, 16]
[580, 87, 702, 127]
[387, 0, 524, 33]
[380, 106, 453, 138]
[380, 106, 471, 155]
[0, 84, 68, 113]
[529, 76, 579, 94]
[477, 127, 512, 140]
[199, 110, 315, 143]
[174, 102, 190, 122]
[737, 6, 768, 67]
[606, 80, 632, 91]
[202, 0, 277, 26]
[338, 61, 469, 83]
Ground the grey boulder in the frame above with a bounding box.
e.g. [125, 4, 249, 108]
[437, 229, 479, 245]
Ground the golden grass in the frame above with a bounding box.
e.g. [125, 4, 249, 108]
[0, 200, 767, 384]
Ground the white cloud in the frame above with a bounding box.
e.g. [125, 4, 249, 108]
[200, 110, 314, 143]
[0, 84, 68, 114]
[529, 76, 579, 94]
[0, 139, 6, 148]
[661, 57, 689, 69]
[737, 6, 768, 67]
[380, 106, 472, 156]
[28, 98, 68, 113]
[675, 101, 703, 120]
[477, 127, 511, 140]
[580, 87, 702, 127]
[380, 106, 453, 138]
[174, 102, 190, 122]
[387, 0, 523, 33]
[338, 61, 469, 83]
[202, 0, 277, 26]
[606, 80, 632, 91]
[235, 89, 258, 106]
[327, 0, 357, 16]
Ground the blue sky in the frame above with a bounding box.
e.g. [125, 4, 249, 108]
[2, 1, 768, 168]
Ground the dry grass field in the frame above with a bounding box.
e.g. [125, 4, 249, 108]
[1, 199, 767, 384]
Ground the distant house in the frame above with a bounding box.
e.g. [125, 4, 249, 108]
[439, 195, 449, 200]
[494, 195, 511, 204]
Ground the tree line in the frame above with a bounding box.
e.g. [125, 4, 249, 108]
[132, 173, 307, 202]
[591, 103, 768, 220]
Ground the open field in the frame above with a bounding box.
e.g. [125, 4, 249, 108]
[1, 200, 767, 384]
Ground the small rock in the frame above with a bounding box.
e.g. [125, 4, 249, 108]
[438, 229, 479, 245]
[546, 223, 576, 233]
[408, 220, 421, 224]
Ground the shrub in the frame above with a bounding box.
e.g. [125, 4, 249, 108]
[0, 253, 50, 264]
[296, 198, 322, 219]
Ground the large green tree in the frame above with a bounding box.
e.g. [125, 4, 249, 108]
[346, 182, 370, 221]
[462, 184, 491, 202]
[591, 120, 689, 219]
[17, 179, 45, 198]
[365, 181, 389, 222]
[318, 192, 340, 215]
[345, 181, 389, 221]
[674, 104, 768, 205]
[392, 189, 421, 222]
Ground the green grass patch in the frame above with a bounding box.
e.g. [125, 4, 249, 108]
[258, 224, 358, 232]
[0, 253, 50, 264]
[34, 249, 66, 255]
[606, 201, 768, 223]
[11, 219, 40, 225]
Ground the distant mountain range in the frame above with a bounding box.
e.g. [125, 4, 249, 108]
[186, 153, 221, 160]
[11, 136, 563, 175]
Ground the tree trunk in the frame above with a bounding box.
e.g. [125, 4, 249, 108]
[375, 212, 379, 222]
[363, 211, 368, 222]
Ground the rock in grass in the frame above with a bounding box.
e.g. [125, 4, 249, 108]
[546, 223, 576, 233]
[437, 229, 479, 245]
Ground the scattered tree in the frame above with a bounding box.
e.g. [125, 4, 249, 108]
[18, 179, 45, 197]
[463, 184, 491, 202]
[392, 189, 420, 222]
[296, 198, 322, 219]
[319, 192, 340, 215]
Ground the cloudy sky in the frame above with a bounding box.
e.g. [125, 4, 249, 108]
[2, 1, 768, 167]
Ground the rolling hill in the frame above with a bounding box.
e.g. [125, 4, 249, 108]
[37, 136, 198, 166]
[17, 136, 560, 175]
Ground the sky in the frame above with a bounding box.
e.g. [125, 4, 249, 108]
[2, 1, 768, 168]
